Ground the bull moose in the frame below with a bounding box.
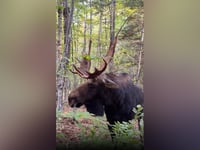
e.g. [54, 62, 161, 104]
[68, 37, 144, 139]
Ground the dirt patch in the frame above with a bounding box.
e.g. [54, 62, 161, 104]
[56, 105, 109, 145]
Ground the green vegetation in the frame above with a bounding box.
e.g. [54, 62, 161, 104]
[56, 105, 144, 150]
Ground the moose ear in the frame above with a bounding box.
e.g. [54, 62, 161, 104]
[102, 78, 119, 88]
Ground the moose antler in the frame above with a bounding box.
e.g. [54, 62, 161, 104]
[70, 56, 91, 75]
[102, 15, 129, 64]
[72, 58, 107, 79]
[104, 36, 117, 64]
[70, 40, 93, 78]
[70, 37, 118, 79]
[101, 14, 130, 64]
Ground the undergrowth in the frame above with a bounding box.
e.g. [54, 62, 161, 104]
[56, 105, 144, 150]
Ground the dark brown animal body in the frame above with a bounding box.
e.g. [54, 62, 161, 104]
[68, 72, 144, 138]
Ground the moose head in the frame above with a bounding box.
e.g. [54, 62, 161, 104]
[68, 38, 119, 115]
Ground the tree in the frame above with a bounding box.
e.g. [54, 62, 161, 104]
[108, 0, 116, 71]
[56, 0, 75, 111]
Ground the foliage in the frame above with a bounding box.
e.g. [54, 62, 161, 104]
[65, 110, 92, 120]
[56, 110, 63, 121]
[111, 104, 144, 148]
[56, 105, 144, 150]
[112, 121, 143, 150]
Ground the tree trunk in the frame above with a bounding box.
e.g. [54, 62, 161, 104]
[109, 0, 116, 71]
[64, 0, 74, 101]
[110, 0, 116, 43]
[65, 0, 74, 60]
[57, 0, 74, 111]
[97, 10, 102, 57]
[57, 0, 63, 46]
[83, 8, 87, 53]
[89, 0, 92, 39]
[104, 17, 108, 50]
[136, 26, 144, 85]
[56, 0, 63, 72]
[63, 0, 69, 45]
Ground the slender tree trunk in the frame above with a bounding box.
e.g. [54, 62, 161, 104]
[104, 17, 108, 50]
[83, 8, 87, 53]
[57, 0, 63, 46]
[63, 0, 68, 45]
[65, 0, 74, 61]
[136, 26, 144, 85]
[89, 0, 93, 55]
[110, 0, 115, 43]
[89, 0, 92, 39]
[56, 0, 63, 72]
[72, 23, 78, 89]
[97, 11, 102, 57]
[72, 10, 79, 89]
[109, 0, 116, 71]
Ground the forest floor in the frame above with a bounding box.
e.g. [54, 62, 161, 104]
[56, 106, 111, 149]
[56, 106, 143, 150]
[56, 106, 110, 142]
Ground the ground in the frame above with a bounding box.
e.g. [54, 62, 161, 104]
[56, 106, 143, 150]
[56, 106, 110, 145]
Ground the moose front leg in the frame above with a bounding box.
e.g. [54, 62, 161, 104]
[107, 124, 115, 140]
